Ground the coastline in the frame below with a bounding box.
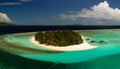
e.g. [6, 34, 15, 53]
[30, 36, 98, 51]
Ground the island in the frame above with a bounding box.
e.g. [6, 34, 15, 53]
[35, 30, 83, 46]
[30, 30, 97, 51]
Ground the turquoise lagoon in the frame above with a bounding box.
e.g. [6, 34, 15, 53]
[0, 29, 120, 69]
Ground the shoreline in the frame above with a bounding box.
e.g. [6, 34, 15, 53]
[30, 36, 98, 51]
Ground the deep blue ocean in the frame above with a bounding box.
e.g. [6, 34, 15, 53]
[0, 25, 120, 34]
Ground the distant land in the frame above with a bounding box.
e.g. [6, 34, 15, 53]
[0, 25, 120, 34]
[0, 22, 15, 26]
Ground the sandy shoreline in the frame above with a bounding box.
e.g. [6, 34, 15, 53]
[30, 36, 98, 51]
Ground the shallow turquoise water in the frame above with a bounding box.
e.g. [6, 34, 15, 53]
[1, 29, 120, 69]
[4, 35, 50, 50]
[2, 29, 120, 63]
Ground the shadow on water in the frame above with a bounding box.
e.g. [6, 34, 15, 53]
[0, 49, 70, 69]
[66, 53, 120, 69]
[1, 48, 120, 69]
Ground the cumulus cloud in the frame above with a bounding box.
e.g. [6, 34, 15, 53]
[0, 12, 12, 23]
[80, 1, 120, 21]
[60, 1, 120, 24]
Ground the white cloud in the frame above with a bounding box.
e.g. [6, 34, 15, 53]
[0, 12, 12, 23]
[20, 0, 32, 2]
[60, 1, 120, 22]
[80, 1, 120, 21]
[0, 2, 21, 5]
[59, 14, 79, 21]
[0, 0, 32, 6]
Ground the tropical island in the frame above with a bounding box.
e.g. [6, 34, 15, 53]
[30, 30, 97, 51]
[35, 30, 83, 46]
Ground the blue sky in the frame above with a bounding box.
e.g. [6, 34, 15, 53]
[0, 0, 120, 25]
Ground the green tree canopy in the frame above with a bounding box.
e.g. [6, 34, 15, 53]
[35, 30, 83, 46]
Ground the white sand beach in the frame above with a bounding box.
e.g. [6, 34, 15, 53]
[30, 36, 98, 51]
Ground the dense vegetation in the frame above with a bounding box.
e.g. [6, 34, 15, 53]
[35, 30, 83, 46]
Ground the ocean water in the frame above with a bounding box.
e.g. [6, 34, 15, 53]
[0, 29, 120, 69]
